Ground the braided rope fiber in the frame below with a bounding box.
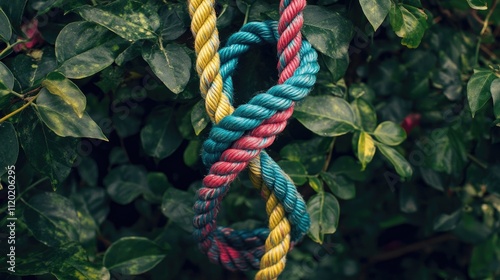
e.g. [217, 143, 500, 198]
[195, 21, 319, 277]
[187, 0, 294, 276]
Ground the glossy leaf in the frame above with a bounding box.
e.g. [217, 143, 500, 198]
[42, 72, 86, 117]
[77, 1, 159, 41]
[23, 192, 80, 246]
[140, 107, 183, 159]
[278, 160, 309, 185]
[10, 49, 57, 90]
[308, 176, 323, 192]
[0, 7, 11, 42]
[104, 165, 148, 204]
[0, 61, 14, 89]
[55, 21, 126, 79]
[103, 237, 167, 275]
[34, 89, 108, 141]
[467, 69, 497, 117]
[433, 209, 462, 231]
[0, 122, 18, 177]
[320, 172, 356, 200]
[17, 109, 78, 188]
[468, 234, 500, 278]
[191, 100, 209, 135]
[375, 142, 413, 178]
[491, 79, 500, 119]
[303, 5, 352, 64]
[142, 42, 191, 94]
[307, 192, 340, 244]
[373, 121, 407, 146]
[295, 95, 357, 136]
[356, 131, 376, 170]
[359, 0, 391, 31]
[161, 188, 194, 232]
[351, 97, 377, 132]
[389, 3, 428, 48]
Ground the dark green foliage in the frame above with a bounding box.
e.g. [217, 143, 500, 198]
[0, 0, 499, 279]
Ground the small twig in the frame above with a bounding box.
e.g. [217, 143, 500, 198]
[0, 92, 40, 124]
[480, 0, 498, 36]
[368, 234, 455, 264]
[0, 177, 49, 213]
[322, 137, 337, 172]
[467, 153, 488, 169]
[0, 39, 30, 58]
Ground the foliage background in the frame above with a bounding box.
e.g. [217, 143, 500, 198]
[0, 0, 499, 279]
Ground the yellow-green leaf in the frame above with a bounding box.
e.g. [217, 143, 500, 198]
[42, 72, 86, 117]
[357, 131, 376, 170]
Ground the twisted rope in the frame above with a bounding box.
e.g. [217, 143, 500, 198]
[187, 1, 291, 276]
[194, 21, 319, 277]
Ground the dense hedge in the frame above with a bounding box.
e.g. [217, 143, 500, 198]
[0, 0, 499, 279]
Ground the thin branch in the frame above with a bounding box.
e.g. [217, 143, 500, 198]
[0, 92, 40, 124]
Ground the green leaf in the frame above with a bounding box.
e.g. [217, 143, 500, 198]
[0, 0, 26, 34]
[34, 88, 108, 141]
[78, 187, 109, 225]
[51, 244, 110, 280]
[10, 49, 58, 90]
[191, 100, 209, 135]
[373, 121, 407, 146]
[0, 122, 18, 177]
[42, 72, 86, 117]
[183, 140, 201, 167]
[351, 98, 377, 132]
[360, 0, 391, 31]
[0, 7, 11, 42]
[468, 234, 500, 278]
[104, 165, 148, 205]
[17, 109, 78, 188]
[159, 4, 189, 41]
[8, 243, 109, 279]
[425, 128, 467, 174]
[356, 131, 376, 170]
[389, 3, 428, 48]
[140, 107, 183, 159]
[161, 188, 194, 232]
[103, 237, 167, 275]
[144, 172, 170, 203]
[23, 192, 80, 247]
[142, 42, 191, 94]
[278, 160, 309, 185]
[307, 192, 340, 244]
[280, 137, 331, 174]
[308, 176, 323, 192]
[0, 61, 14, 89]
[77, 1, 159, 41]
[467, 69, 497, 117]
[320, 172, 355, 200]
[466, 0, 488, 10]
[295, 95, 356, 136]
[302, 5, 352, 70]
[55, 21, 126, 79]
[375, 142, 413, 178]
[491, 79, 500, 119]
[77, 157, 98, 187]
[70, 193, 99, 251]
[433, 209, 462, 232]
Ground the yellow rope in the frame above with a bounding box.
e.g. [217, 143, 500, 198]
[188, 0, 290, 278]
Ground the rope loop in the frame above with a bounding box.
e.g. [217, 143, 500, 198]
[193, 20, 319, 273]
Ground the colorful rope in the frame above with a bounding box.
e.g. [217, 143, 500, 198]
[187, 0, 290, 276]
[194, 20, 319, 275]
[188, 0, 314, 278]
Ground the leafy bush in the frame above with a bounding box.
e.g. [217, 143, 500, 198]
[0, 0, 499, 279]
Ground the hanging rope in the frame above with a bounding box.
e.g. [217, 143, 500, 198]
[188, 0, 315, 278]
[187, 1, 290, 276]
